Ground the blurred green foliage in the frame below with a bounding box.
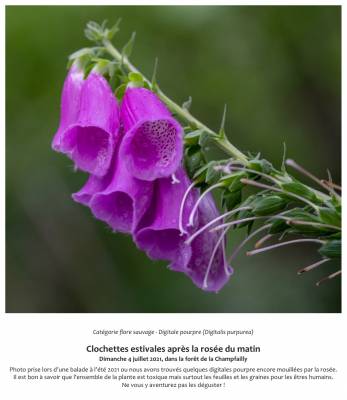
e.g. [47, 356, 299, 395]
[6, 6, 341, 312]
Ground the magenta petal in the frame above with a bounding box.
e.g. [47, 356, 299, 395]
[89, 152, 153, 234]
[119, 87, 183, 181]
[52, 65, 84, 151]
[58, 72, 119, 177]
[135, 167, 197, 268]
[187, 193, 233, 292]
[72, 171, 111, 207]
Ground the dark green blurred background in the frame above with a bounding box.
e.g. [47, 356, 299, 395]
[6, 6, 341, 312]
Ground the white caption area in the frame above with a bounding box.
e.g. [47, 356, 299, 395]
[2, 314, 345, 400]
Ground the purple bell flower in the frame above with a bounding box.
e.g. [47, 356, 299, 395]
[52, 66, 119, 177]
[72, 168, 111, 207]
[186, 193, 233, 292]
[119, 87, 183, 181]
[73, 145, 153, 234]
[52, 64, 84, 152]
[135, 167, 197, 269]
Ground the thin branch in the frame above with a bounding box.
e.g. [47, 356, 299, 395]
[228, 224, 271, 262]
[246, 238, 325, 256]
[297, 258, 330, 275]
[286, 159, 332, 193]
[255, 233, 273, 249]
[316, 270, 341, 286]
[240, 178, 319, 211]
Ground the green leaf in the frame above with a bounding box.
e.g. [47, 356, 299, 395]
[184, 146, 205, 177]
[326, 232, 341, 240]
[184, 129, 204, 146]
[206, 162, 221, 184]
[198, 130, 210, 147]
[281, 142, 287, 172]
[122, 32, 136, 59]
[284, 209, 330, 235]
[222, 190, 242, 210]
[269, 219, 288, 234]
[248, 159, 273, 175]
[253, 196, 287, 216]
[219, 104, 227, 135]
[69, 47, 95, 61]
[235, 209, 253, 229]
[85, 21, 104, 42]
[285, 209, 319, 222]
[128, 72, 143, 83]
[193, 163, 209, 181]
[319, 240, 341, 259]
[220, 171, 245, 192]
[106, 18, 121, 40]
[127, 72, 144, 88]
[319, 208, 341, 227]
[115, 83, 127, 101]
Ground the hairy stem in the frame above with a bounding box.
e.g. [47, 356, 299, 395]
[102, 38, 248, 164]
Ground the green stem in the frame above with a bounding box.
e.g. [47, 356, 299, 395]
[102, 38, 248, 164]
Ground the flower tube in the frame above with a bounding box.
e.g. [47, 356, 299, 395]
[185, 193, 233, 292]
[73, 147, 153, 234]
[119, 87, 183, 181]
[135, 167, 197, 269]
[53, 67, 119, 177]
[89, 153, 153, 234]
[52, 64, 84, 152]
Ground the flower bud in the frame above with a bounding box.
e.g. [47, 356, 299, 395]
[253, 195, 287, 216]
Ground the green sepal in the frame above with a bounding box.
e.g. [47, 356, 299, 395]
[220, 171, 245, 192]
[318, 208, 341, 227]
[85, 21, 104, 42]
[184, 146, 205, 178]
[127, 72, 144, 88]
[184, 129, 205, 146]
[281, 181, 317, 202]
[253, 196, 287, 216]
[206, 162, 222, 184]
[319, 240, 341, 259]
[269, 219, 288, 234]
[105, 19, 121, 40]
[193, 163, 209, 181]
[248, 158, 273, 175]
[198, 130, 211, 147]
[115, 83, 127, 101]
[235, 209, 253, 229]
[122, 32, 136, 59]
[222, 190, 242, 210]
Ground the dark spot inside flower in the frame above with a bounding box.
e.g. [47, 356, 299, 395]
[129, 119, 177, 171]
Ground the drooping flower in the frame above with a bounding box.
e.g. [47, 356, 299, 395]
[119, 87, 183, 181]
[185, 192, 233, 292]
[52, 64, 84, 152]
[135, 166, 197, 269]
[52, 66, 119, 177]
[72, 165, 112, 207]
[73, 144, 153, 234]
